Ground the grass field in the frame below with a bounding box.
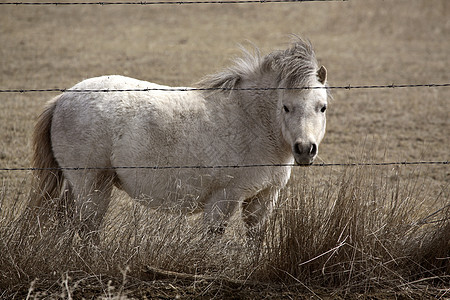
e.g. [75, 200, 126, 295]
[0, 0, 449, 298]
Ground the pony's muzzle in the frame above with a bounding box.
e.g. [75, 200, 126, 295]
[293, 141, 317, 165]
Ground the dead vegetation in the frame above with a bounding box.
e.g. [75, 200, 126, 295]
[0, 165, 448, 298]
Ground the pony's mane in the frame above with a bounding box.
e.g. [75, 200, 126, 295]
[197, 38, 319, 91]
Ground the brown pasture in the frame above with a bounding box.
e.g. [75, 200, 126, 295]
[0, 0, 448, 298]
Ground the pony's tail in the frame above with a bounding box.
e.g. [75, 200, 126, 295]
[30, 96, 64, 209]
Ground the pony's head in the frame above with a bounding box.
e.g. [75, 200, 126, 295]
[277, 71, 327, 165]
[197, 37, 328, 165]
[268, 39, 328, 165]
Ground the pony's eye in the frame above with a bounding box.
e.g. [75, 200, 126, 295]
[283, 105, 290, 113]
[320, 105, 327, 113]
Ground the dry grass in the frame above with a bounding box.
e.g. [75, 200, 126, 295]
[0, 0, 449, 298]
[0, 165, 448, 298]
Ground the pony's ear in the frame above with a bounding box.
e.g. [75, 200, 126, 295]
[317, 65, 327, 84]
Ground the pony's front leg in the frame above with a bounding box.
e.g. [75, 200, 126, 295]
[241, 187, 279, 239]
[203, 188, 240, 234]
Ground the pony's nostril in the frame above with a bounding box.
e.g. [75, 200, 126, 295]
[294, 142, 302, 155]
[309, 143, 317, 156]
[294, 142, 317, 157]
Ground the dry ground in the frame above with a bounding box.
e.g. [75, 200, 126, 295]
[0, 0, 449, 298]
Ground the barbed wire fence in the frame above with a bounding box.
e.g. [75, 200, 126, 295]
[1, 83, 448, 171]
[0, 0, 448, 172]
[1, 83, 449, 93]
[0, 161, 448, 172]
[0, 0, 347, 6]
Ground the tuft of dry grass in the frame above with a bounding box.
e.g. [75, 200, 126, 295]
[261, 166, 449, 295]
[1, 164, 448, 298]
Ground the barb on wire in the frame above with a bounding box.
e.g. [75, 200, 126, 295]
[0, 0, 347, 6]
[0, 161, 448, 172]
[0, 83, 449, 94]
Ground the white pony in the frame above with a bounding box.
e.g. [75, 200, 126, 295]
[31, 38, 328, 235]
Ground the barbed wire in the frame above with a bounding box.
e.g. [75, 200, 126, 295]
[0, 83, 449, 94]
[0, 0, 347, 6]
[0, 161, 448, 172]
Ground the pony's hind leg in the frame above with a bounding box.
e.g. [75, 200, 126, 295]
[241, 188, 278, 263]
[65, 170, 115, 240]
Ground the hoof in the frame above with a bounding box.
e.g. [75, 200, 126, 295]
[208, 225, 226, 235]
